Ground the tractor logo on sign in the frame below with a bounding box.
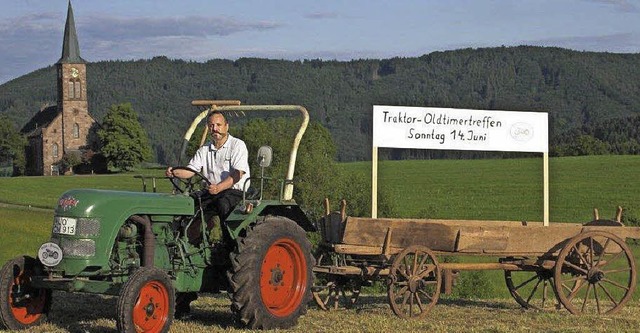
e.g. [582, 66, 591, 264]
[58, 196, 79, 211]
[510, 122, 534, 142]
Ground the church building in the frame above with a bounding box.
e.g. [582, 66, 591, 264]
[21, 2, 97, 176]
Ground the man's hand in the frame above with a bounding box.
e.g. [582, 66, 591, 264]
[208, 183, 222, 195]
[167, 167, 196, 179]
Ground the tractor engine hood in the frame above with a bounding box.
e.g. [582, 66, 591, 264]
[55, 189, 194, 217]
[45, 189, 194, 276]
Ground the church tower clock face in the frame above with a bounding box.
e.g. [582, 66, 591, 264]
[71, 67, 79, 78]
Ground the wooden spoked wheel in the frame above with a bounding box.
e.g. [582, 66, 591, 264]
[312, 277, 361, 311]
[311, 251, 361, 311]
[387, 245, 441, 319]
[505, 269, 560, 310]
[554, 231, 636, 315]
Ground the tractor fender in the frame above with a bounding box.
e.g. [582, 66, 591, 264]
[225, 202, 316, 240]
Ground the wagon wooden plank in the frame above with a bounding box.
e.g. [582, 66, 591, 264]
[333, 244, 403, 255]
[456, 223, 582, 254]
[582, 225, 640, 240]
[340, 217, 459, 251]
[337, 216, 640, 255]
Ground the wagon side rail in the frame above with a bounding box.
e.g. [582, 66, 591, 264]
[319, 205, 640, 258]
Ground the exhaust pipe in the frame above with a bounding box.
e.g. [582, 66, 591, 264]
[129, 215, 154, 267]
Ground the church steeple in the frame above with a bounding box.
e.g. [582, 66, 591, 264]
[21, 0, 96, 176]
[57, 1, 85, 64]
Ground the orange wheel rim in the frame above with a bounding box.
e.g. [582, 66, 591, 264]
[260, 238, 307, 317]
[133, 280, 170, 332]
[9, 269, 46, 325]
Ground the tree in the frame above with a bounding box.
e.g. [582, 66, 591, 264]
[0, 115, 27, 176]
[238, 118, 395, 220]
[59, 151, 82, 174]
[98, 103, 152, 171]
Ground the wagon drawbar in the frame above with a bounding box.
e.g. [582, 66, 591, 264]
[313, 199, 639, 318]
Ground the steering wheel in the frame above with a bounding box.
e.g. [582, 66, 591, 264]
[168, 166, 211, 194]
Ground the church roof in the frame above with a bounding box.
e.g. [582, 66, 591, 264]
[20, 106, 60, 136]
[57, 1, 86, 64]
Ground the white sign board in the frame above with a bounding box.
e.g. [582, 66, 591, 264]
[372, 106, 548, 153]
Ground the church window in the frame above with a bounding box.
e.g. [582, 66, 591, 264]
[68, 80, 82, 99]
[52, 143, 59, 158]
[68, 81, 74, 98]
[73, 123, 80, 138]
[74, 80, 81, 98]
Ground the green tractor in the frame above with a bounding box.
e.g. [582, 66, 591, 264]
[0, 101, 316, 332]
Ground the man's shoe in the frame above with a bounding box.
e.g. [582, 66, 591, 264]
[175, 291, 197, 320]
[174, 305, 192, 320]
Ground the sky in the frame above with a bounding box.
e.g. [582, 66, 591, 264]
[1, 0, 639, 84]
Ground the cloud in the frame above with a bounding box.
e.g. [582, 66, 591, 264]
[0, 12, 63, 83]
[221, 48, 392, 61]
[582, 0, 638, 12]
[1, 6, 638, 84]
[79, 14, 285, 61]
[81, 15, 282, 40]
[527, 32, 640, 53]
[304, 11, 341, 20]
[2, 12, 284, 60]
[0, 12, 284, 83]
[0, 12, 61, 42]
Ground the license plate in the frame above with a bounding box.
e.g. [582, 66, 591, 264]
[53, 217, 77, 235]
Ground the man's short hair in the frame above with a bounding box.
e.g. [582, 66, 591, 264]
[208, 110, 228, 124]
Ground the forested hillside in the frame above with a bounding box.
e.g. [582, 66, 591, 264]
[2, 46, 640, 163]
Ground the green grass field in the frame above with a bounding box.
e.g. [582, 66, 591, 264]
[0, 155, 639, 332]
[0, 169, 172, 209]
[346, 155, 640, 223]
[1, 293, 638, 333]
[1, 155, 640, 263]
[0, 208, 52, 263]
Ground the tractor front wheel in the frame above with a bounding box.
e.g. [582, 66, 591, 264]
[228, 216, 313, 329]
[0, 256, 51, 330]
[116, 267, 175, 333]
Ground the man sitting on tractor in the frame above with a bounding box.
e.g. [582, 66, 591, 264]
[165, 110, 250, 318]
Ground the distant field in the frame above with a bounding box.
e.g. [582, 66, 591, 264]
[2, 155, 638, 220]
[343, 155, 640, 223]
[0, 169, 171, 209]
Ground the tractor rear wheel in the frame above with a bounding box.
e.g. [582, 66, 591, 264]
[0, 256, 51, 330]
[116, 267, 175, 333]
[228, 216, 313, 329]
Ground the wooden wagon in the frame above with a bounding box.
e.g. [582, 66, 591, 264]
[312, 199, 640, 318]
